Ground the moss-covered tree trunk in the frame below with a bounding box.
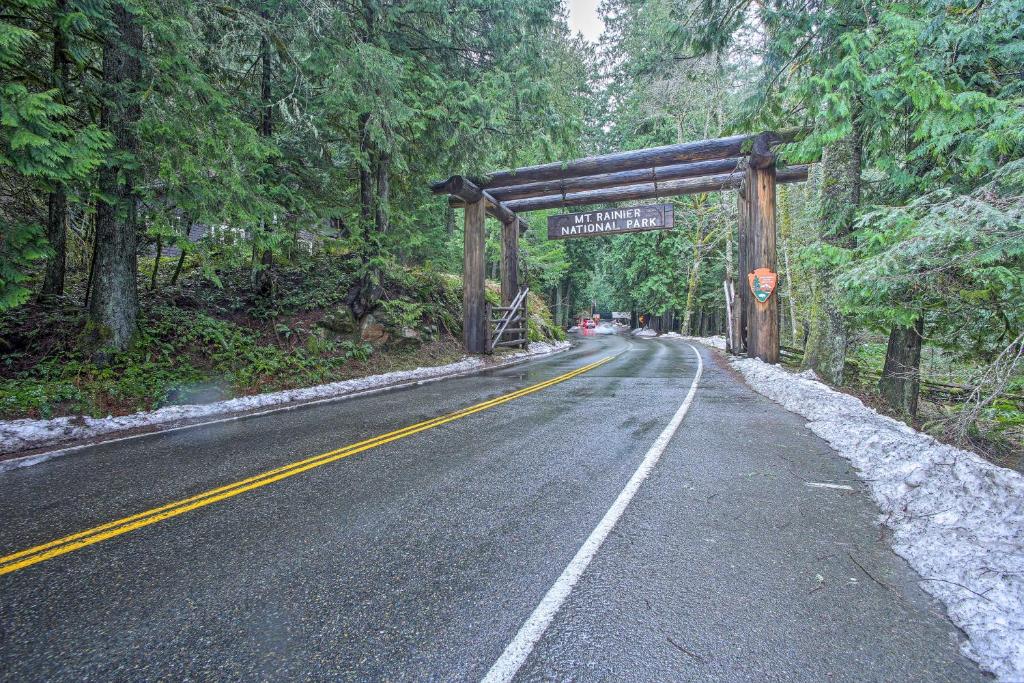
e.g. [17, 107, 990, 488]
[253, 18, 274, 297]
[88, 3, 142, 354]
[803, 127, 862, 384]
[879, 317, 924, 418]
[777, 185, 801, 345]
[375, 151, 390, 236]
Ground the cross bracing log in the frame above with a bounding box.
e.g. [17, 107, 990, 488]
[501, 165, 809, 213]
[481, 158, 742, 202]
[429, 175, 529, 235]
[472, 129, 802, 189]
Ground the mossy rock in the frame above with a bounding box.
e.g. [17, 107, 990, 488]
[318, 308, 356, 335]
[386, 326, 423, 350]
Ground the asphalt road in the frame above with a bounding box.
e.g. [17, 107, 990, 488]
[0, 334, 987, 681]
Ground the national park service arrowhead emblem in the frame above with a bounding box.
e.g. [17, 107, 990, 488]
[748, 268, 778, 303]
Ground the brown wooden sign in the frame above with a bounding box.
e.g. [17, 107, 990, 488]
[547, 203, 674, 240]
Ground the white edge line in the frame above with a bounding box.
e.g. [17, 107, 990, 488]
[481, 343, 704, 683]
[0, 344, 574, 475]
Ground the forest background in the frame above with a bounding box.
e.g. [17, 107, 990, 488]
[1, 0, 1021, 463]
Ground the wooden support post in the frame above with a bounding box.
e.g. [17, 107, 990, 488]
[745, 151, 780, 363]
[500, 218, 519, 307]
[463, 200, 487, 354]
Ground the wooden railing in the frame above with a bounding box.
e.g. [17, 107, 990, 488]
[487, 287, 529, 352]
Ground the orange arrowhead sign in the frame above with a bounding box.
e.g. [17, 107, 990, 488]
[748, 268, 778, 303]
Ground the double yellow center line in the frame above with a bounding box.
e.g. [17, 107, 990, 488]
[0, 355, 614, 577]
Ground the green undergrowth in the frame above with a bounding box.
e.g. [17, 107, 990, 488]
[0, 257, 560, 421]
[844, 340, 1024, 469]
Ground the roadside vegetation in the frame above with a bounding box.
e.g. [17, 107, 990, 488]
[0, 255, 562, 420]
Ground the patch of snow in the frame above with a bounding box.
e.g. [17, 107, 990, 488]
[660, 334, 728, 350]
[567, 326, 580, 332]
[0, 341, 570, 463]
[631, 328, 658, 337]
[524, 340, 569, 356]
[593, 323, 617, 335]
[733, 357, 1024, 681]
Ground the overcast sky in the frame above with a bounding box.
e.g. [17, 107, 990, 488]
[566, 0, 604, 43]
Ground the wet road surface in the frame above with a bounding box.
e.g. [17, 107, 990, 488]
[0, 335, 986, 680]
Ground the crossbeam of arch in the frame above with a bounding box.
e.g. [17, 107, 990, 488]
[430, 130, 812, 361]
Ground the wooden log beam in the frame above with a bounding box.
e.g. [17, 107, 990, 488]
[474, 129, 801, 189]
[431, 175, 482, 202]
[483, 158, 741, 202]
[430, 175, 529, 233]
[749, 131, 776, 169]
[503, 165, 808, 213]
[463, 199, 487, 354]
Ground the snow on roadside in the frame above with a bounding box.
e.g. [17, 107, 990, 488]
[662, 333, 727, 350]
[0, 340, 570, 462]
[631, 327, 658, 337]
[734, 357, 1024, 681]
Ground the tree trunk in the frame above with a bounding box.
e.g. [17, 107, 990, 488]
[803, 127, 862, 383]
[778, 185, 800, 345]
[88, 3, 142, 354]
[42, 190, 67, 299]
[564, 280, 572, 326]
[683, 255, 701, 335]
[724, 205, 739, 352]
[41, 0, 70, 300]
[253, 21, 274, 296]
[879, 317, 924, 419]
[444, 204, 455, 236]
[171, 247, 187, 286]
[358, 114, 373, 233]
[554, 283, 563, 326]
[170, 217, 192, 286]
[375, 151, 390, 235]
[150, 235, 161, 289]
[735, 188, 749, 353]
[83, 208, 98, 308]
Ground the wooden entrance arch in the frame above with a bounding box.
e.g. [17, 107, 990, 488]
[430, 130, 810, 364]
